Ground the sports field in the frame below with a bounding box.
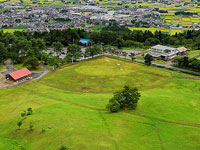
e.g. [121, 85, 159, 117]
[0, 56, 199, 150]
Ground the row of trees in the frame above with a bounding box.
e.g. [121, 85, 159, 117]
[17, 107, 33, 130]
[23, 44, 107, 70]
[173, 56, 200, 71]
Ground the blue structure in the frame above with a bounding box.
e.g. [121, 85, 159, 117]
[79, 39, 91, 47]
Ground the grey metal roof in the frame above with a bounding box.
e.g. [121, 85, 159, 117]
[151, 45, 176, 51]
[149, 52, 161, 57]
[1, 68, 17, 75]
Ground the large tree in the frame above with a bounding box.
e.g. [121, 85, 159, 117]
[23, 56, 39, 69]
[107, 86, 141, 113]
[144, 54, 154, 66]
[122, 51, 128, 58]
[194, 36, 200, 49]
[129, 52, 135, 61]
[115, 38, 124, 49]
[84, 45, 101, 58]
[52, 41, 64, 56]
[16, 39, 32, 58]
[0, 42, 8, 63]
[67, 44, 82, 64]
[48, 56, 62, 70]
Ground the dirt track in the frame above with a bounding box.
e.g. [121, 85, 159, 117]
[0, 66, 11, 87]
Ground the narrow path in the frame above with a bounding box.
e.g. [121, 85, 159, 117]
[99, 112, 119, 150]
[173, 77, 200, 80]
[140, 128, 154, 137]
[20, 87, 106, 111]
[170, 72, 200, 80]
[123, 112, 200, 128]
[155, 127, 165, 150]
[124, 115, 165, 150]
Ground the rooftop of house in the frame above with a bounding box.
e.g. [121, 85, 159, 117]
[80, 38, 90, 43]
[177, 47, 187, 52]
[151, 45, 176, 51]
[9, 68, 31, 80]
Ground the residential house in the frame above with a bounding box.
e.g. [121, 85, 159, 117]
[177, 47, 188, 55]
[148, 45, 178, 59]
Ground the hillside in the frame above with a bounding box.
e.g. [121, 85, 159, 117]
[0, 56, 199, 150]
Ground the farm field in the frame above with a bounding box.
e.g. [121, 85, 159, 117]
[0, 26, 30, 33]
[0, 56, 200, 150]
[128, 27, 158, 33]
[2, 29, 25, 33]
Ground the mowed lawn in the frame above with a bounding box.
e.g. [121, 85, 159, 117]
[0, 56, 200, 150]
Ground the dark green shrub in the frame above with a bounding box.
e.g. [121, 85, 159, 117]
[27, 111, 32, 116]
[17, 121, 22, 129]
[29, 122, 34, 130]
[59, 145, 68, 150]
[107, 102, 120, 113]
[21, 111, 26, 117]
[27, 107, 32, 111]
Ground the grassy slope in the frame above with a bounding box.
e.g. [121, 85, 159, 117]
[188, 51, 200, 58]
[0, 56, 199, 150]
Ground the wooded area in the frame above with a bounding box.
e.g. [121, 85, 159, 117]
[0, 27, 200, 70]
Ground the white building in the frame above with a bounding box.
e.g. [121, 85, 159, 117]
[149, 45, 178, 59]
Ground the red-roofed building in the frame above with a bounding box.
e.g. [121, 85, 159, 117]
[9, 68, 32, 82]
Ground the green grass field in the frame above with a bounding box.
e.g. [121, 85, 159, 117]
[154, 60, 165, 64]
[0, 56, 199, 150]
[188, 51, 200, 58]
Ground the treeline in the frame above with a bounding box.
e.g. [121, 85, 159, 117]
[173, 56, 200, 71]
[0, 27, 200, 66]
[175, 11, 198, 16]
[102, 25, 130, 32]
